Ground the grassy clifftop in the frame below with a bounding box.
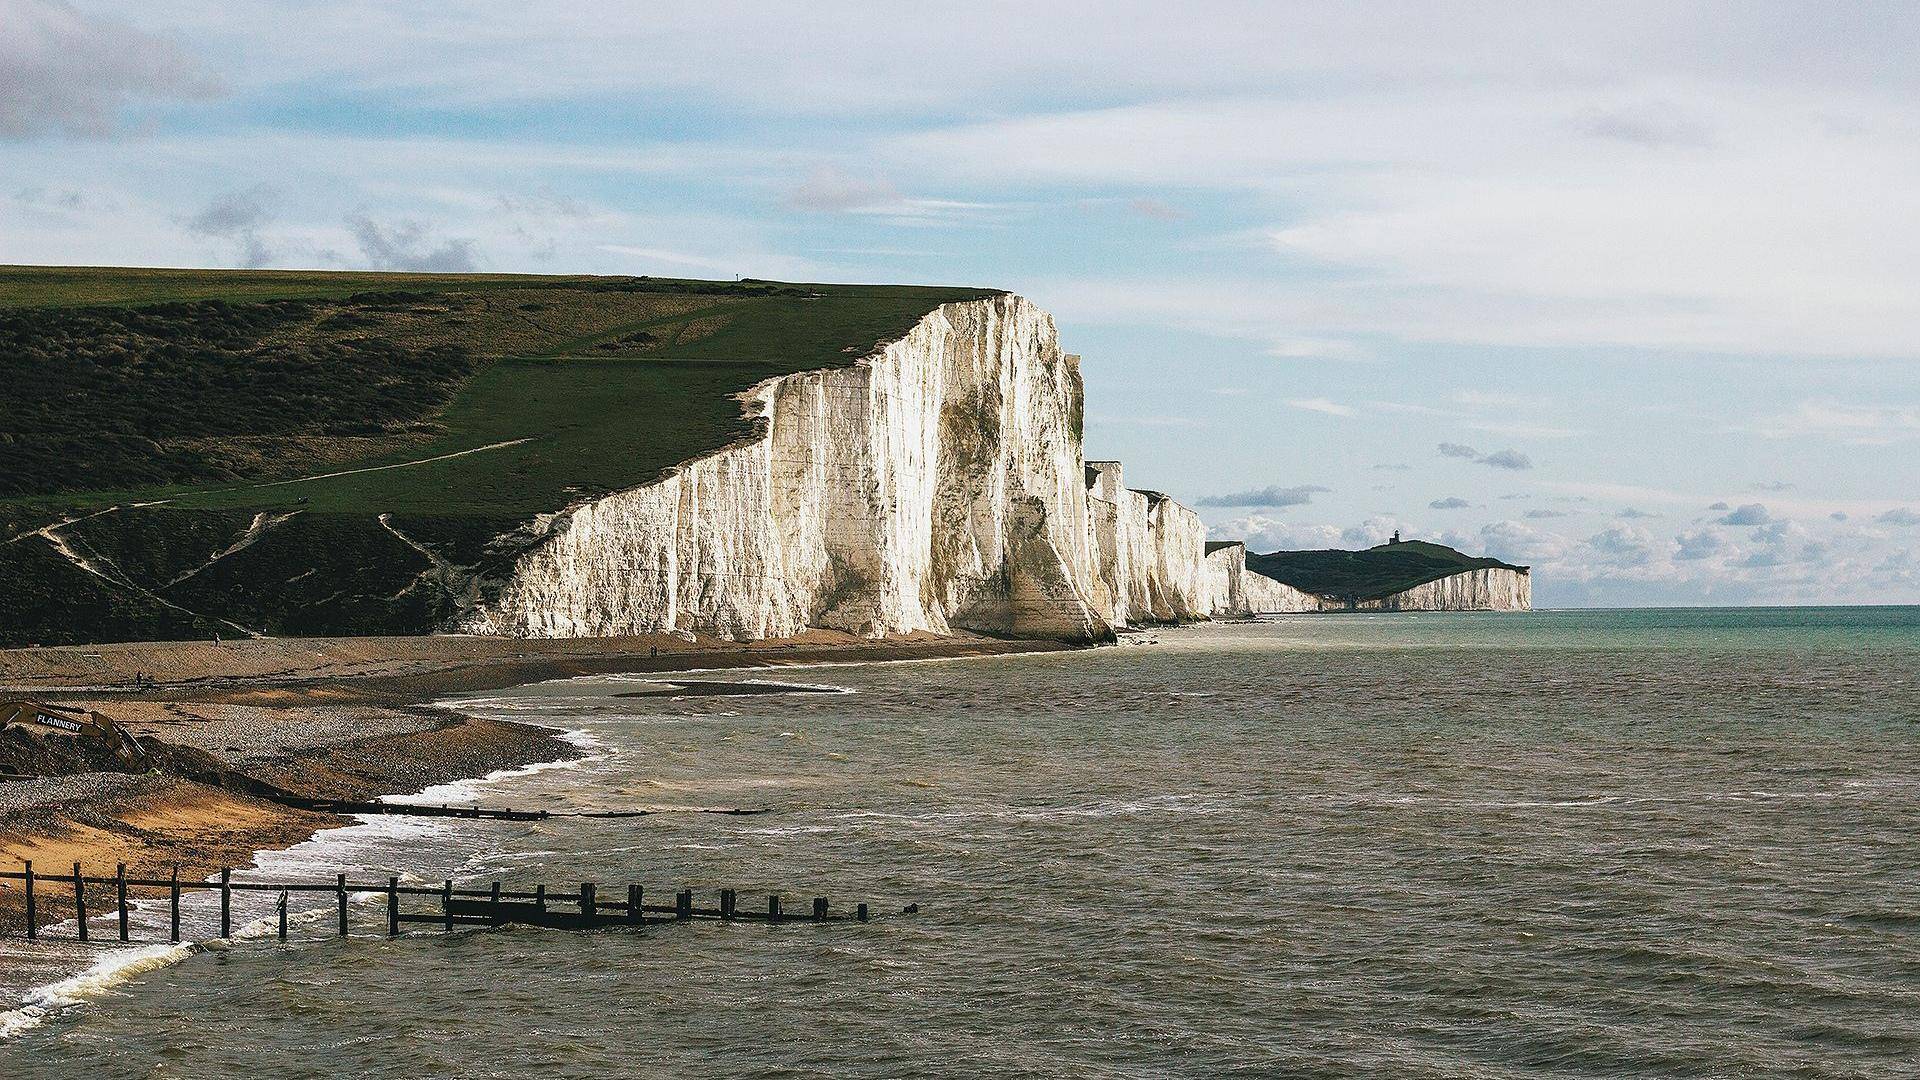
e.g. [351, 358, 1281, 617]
[1247, 539, 1526, 602]
[1, 265, 998, 514]
[0, 265, 998, 644]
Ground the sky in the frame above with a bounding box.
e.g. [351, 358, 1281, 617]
[3, 0, 1918, 606]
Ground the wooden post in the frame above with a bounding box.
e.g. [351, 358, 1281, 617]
[442, 880, 454, 932]
[387, 876, 399, 937]
[768, 894, 781, 924]
[627, 884, 642, 926]
[117, 864, 129, 941]
[813, 897, 828, 921]
[219, 868, 231, 938]
[73, 863, 87, 942]
[720, 888, 736, 921]
[491, 881, 503, 928]
[170, 866, 181, 943]
[856, 903, 868, 923]
[675, 889, 691, 921]
[337, 873, 348, 937]
[534, 883, 546, 915]
[278, 890, 289, 941]
[23, 860, 34, 941]
[579, 882, 595, 921]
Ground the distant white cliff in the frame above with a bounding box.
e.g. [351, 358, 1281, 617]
[467, 295, 1226, 642]
[1240, 565, 1532, 613]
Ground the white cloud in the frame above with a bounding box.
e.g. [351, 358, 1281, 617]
[1749, 402, 1920, 445]
[1452, 389, 1547, 410]
[1588, 524, 1656, 566]
[1466, 421, 1584, 439]
[1341, 515, 1414, 548]
[1207, 515, 1342, 553]
[1476, 519, 1572, 565]
[1366, 400, 1455, 417]
[888, 39, 1920, 358]
[788, 165, 900, 212]
[182, 184, 276, 267]
[1196, 484, 1330, 508]
[1285, 397, 1356, 418]
[348, 214, 477, 272]
[1438, 443, 1534, 470]
[1268, 337, 1367, 360]
[786, 166, 1013, 226]
[1674, 527, 1732, 561]
[0, 0, 221, 138]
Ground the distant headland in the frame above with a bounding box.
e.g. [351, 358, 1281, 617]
[1233, 534, 1531, 613]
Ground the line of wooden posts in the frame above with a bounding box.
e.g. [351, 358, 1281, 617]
[2, 861, 867, 944]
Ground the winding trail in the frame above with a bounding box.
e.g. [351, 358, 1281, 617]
[238, 437, 537, 490]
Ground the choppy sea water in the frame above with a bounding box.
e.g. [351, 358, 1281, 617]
[4, 608, 1920, 1077]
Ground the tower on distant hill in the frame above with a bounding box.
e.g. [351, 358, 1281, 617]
[1390, 530, 1401, 544]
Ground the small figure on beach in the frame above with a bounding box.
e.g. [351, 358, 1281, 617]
[650, 646, 659, 659]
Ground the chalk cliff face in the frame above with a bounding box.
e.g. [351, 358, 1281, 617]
[1204, 543, 1246, 617]
[1360, 567, 1531, 611]
[1084, 463, 1211, 626]
[466, 291, 1537, 640]
[1239, 567, 1532, 613]
[1202, 541, 1323, 615]
[470, 295, 1154, 642]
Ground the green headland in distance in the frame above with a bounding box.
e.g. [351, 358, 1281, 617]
[1246, 539, 1527, 602]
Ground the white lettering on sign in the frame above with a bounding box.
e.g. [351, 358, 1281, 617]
[31, 711, 85, 733]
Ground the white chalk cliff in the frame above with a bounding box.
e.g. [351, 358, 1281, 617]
[468, 295, 1224, 642]
[1239, 566, 1532, 613]
[462, 293, 1527, 641]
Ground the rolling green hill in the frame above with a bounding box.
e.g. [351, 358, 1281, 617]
[0, 265, 997, 644]
[1246, 539, 1526, 602]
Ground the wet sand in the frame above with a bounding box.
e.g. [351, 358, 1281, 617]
[0, 628, 1070, 703]
[0, 776, 336, 936]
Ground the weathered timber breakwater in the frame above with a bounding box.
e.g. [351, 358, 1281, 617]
[3, 862, 876, 945]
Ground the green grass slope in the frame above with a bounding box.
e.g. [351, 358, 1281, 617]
[0, 265, 998, 644]
[1246, 539, 1527, 603]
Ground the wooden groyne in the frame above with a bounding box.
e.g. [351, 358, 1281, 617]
[269, 796, 768, 821]
[2, 860, 873, 945]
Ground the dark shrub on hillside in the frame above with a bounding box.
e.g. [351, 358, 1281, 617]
[0, 298, 477, 496]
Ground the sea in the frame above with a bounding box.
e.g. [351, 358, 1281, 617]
[3, 608, 1918, 1078]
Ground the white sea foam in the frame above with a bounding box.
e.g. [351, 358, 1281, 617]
[0, 943, 195, 1040]
[384, 729, 607, 806]
[1, 730, 601, 1039]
